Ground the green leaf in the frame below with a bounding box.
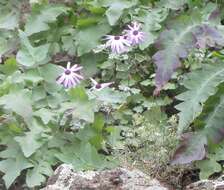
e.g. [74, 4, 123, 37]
[34, 108, 56, 124]
[77, 17, 100, 28]
[76, 21, 111, 56]
[48, 133, 67, 148]
[47, 93, 64, 108]
[0, 141, 21, 159]
[26, 162, 53, 187]
[92, 113, 104, 132]
[176, 64, 224, 133]
[79, 142, 105, 168]
[69, 86, 88, 101]
[159, 0, 188, 10]
[32, 86, 46, 102]
[25, 5, 69, 35]
[61, 36, 76, 55]
[76, 126, 96, 142]
[92, 88, 128, 104]
[0, 32, 17, 57]
[0, 89, 33, 125]
[104, 0, 137, 25]
[205, 91, 224, 133]
[68, 87, 95, 122]
[8, 123, 23, 134]
[55, 147, 84, 170]
[14, 129, 44, 157]
[80, 53, 99, 77]
[0, 10, 19, 30]
[0, 58, 18, 75]
[56, 142, 107, 170]
[137, 8, 168, 49]
[16, 31, 50, 67]
[26, 167, 45, 188]
[0, 156, 33, 189]
[196, 159, 221, 179]
[39, 64, 63, 83]
[209, 146, 224, 161]
[23, 69, 43, 83]
[197, 87, 224, 143]
[72, 101, 95, 123]
[0, 37, 8, 56]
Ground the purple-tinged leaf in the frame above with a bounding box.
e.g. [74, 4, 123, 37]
[153, 20, 224, 93]
[152, 28, 195, 92]
[171, 133, 207, 165]
[208, 8, 220, 22]
[194, 25, 224, 49]
[153, 49, 182, 90]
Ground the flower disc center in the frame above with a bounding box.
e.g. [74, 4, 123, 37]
[123, 35, 128, 39]
[133, 30, 139, 35]
[95, 84, 102, 89]
[114, 36, 120, 40]
[65, 70, 71, 75]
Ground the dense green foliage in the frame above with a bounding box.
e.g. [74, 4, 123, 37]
[1, 0, 224, 189]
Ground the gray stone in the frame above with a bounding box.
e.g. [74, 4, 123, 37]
[42, 164, 168, 190]
[185, 175, 224, 190]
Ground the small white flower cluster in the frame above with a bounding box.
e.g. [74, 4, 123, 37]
[57, 62, 113, 90]
[104, 22, 146, 54]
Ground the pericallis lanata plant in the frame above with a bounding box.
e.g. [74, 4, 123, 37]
[1, 0, 224, 189]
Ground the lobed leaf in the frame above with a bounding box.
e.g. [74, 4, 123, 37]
[196, 159, 221, 179]
[25, 5, 69, 35]
[153, 11, 224, 92]
[15, 129, 44, 158]
[26, 161, 53, 187]
[0, 156, 33, 189]
[56, 142, 109, 170]
[0, 10, 19, 30]
[0, 89, 33, 125]
[198, 86, 224, 143]
[104, 0, 137, 25]
[136, 8, 168, 50]
[158, 0, 188, 10]
[171, 133, 206, 165]
[16, 31, 50, 67]
[176, 64, 224, 133]
[76, 20, 111, 56]
[34, 108, 56, 124]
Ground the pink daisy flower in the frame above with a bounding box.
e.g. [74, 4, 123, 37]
[90, 78, 113, 91]
[56, 62, 84, 88]
[105, 35, 130, 54]
[125, 21, 145, 45]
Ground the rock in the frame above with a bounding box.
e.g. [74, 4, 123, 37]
[42, 164, 168, 190]
[185, 175, 224, 190]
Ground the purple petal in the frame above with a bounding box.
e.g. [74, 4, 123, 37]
[73, 73, 84, 80]
[64, 77, 69, 88]
[66, 62, 71, 69]
[56, 74, 65, 84]
[90, 78, 98, 85]
[71, 66, 83, 72]
[101, 82, 113, 88]
[73, 76, 81, 84]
